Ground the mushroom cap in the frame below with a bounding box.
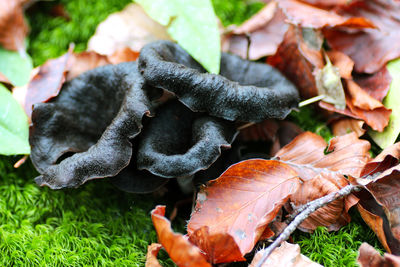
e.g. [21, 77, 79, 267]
[138, 40, 300, 122]
[30, 62, 153, 189]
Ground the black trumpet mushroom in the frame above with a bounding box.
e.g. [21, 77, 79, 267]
[29, 41, 299, 193]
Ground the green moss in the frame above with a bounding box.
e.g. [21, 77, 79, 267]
[293, 210, 382, 266]
[0, 156, 175, 266]
[27, 0, 132, 66]
[289, 106, 333, 142]
[211, 0, 264, 26]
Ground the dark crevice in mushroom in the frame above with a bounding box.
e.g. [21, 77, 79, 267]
[137, 101, 238, 178]
[138, 40, 299, 122]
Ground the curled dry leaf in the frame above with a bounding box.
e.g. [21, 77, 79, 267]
[267, 26, 322, 99]
[30, 63, 153, 189]
[319, 98, 391, 132]
[226, 2, 289, 60]
[187, 160, 300, 261]
[327, 50, 354, 79]
[188, 226, 244, 264]
[358, 243, 400, 267]
[324, 0, 400, 73]
[138, 40, 299, 122]
[87, 3, 171, 56]
[249, 241, 322, 267]
[354, 67, 392, 103]
[357, 203, 391, 253]
[151, 206, 211, 267]
[275, 132, 370, 231]
[332, 118, 365, 137]
[0, 0, 28, 51]
[145, 243, 162, 267]
[278, 0, 376, 29]
[24, 48, 73, 119]
[137, 101, 238, 178]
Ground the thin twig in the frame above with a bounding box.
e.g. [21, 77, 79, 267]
[255, 184, 361, 267]
[237, 122, 255, 131]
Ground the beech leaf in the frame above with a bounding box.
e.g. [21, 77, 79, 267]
[136, 0, 220, 74]
[87, 3, 171, 56]
[187, 159, 300, 260]
[275, 132, 370, 231]
[151, 206, 211, 267]
[370, 59, 400, 148]
[324, 0, 400, 73]
[250, 241, 322, 267]
[0, 0, 28, 51]
[0, 83, 30, 155]
[358, 243, 400, 267]
[0, 46, 32, 86]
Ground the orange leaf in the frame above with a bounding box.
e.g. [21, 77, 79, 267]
[331, 118, 365, 137]
[187, 160, 300, 260]
[188, 226, 244, 264]
[145, 243, 163, 267]
[275, 132, 370, 231]
[151, 206, 211, 267]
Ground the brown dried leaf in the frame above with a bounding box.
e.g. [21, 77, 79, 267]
[267, 26, 322, 99]
[361, 165, 400, 241]
[327, 50, 354, 79]
[187, 160, 300, 260]
[226, 2, 288, 60]
[347, 80, 383, 111]
[324, 0, 400, 73]
[188, 226, 244, 264]
[332, 118, 365, 137]
[276, 132, 370, 231]
[319, 98, 391, 132]
[88, 3, 171, 56]
[24, 48, 73, 119]
[250, 241, 322, 267]
[0, 0, 28, 51]
[354, 67, 392, 102]
[357, 204, 391, 253]
[151, 206, 211, 267]
[358, 243, 400, 267]
[66, 51, 110, 81]
[278, 0, 376, 29]
[145, 243, 163, 267]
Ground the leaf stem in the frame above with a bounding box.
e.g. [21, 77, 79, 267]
[255, 184, 361, 267]
[298, 95, 325, 108]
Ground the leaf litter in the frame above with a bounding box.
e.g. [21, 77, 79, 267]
[2, 0, 400, 266]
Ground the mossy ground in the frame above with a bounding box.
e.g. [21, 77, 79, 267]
[0, 0, 380, 266]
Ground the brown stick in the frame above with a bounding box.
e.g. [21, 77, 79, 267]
[255, 184, 361, 267]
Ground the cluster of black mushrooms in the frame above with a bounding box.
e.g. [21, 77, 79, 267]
[29, 41, 299, 193]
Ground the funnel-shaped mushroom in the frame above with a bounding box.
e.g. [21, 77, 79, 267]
[138, 40, 299, 122]
[137, 101, 238, 178]
[30, 63, 153, 189]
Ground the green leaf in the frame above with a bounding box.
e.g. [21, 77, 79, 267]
[0, 46, 33, 86]
[369, 59, 400, 148]
[0, 84, 30, 155]
[136, 0, 221, 74]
